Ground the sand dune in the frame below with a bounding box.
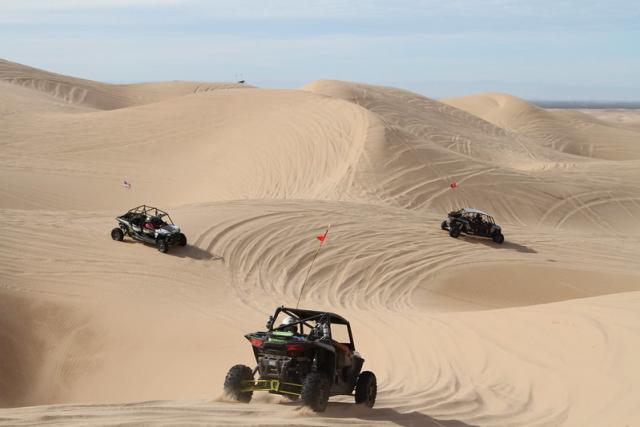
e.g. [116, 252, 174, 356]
[0, 59, 249, 111]
[443, 92, 640, 160]
[1, 60, 639, 426]
[576, 108, 640, 131]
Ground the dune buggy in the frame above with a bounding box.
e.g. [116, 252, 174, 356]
[110, 205, 187, 253]
[223, 306, 377, 412]
[441, 208, 505, 244]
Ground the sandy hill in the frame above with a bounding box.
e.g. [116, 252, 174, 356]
[443, 92, 640, 160]
[0, 60, 639, 426]
[0, 58, 250, 111]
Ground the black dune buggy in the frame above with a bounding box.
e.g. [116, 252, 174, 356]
[223, 306, 377, 413]
[441, 208, 505, 244]
[110, 205, 187, 253]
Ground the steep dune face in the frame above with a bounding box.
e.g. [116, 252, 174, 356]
[0, 293, 103, 407]
[1, 88, 378, 209]
[0, 293, 46, 408]
[1, 61, 640, 426]
[303, 80, 582, 168]
[443, 92, 640, 160]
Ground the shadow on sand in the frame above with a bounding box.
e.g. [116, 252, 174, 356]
[117, 239, 223, 260]
[168, 245, 224, 261]
[282, 402, 476, 427]
[458, 235, 537, 253]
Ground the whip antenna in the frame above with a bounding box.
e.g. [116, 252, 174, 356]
[296, 224, 331, 308]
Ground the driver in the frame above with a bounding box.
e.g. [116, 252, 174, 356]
[279, 316, 298, 334]
[143, 215, 156, 235]
[144, 215, 166, 233]
[473, 213, 483, 232]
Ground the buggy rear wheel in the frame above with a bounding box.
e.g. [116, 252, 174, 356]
[355, 371, 377, 408]
[111, 228, 124, 241]
[301, 372, 330, 412]
[156, 239, 169, 253]
[449, 225, 462, 238]
[223, 364, 254, 403]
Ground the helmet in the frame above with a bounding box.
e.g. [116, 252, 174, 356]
[280, 316, 297, 334]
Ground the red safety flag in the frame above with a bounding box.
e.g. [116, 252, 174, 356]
[297, 224, 331, 308]
[316, 225, 331, 244]
[450, 181, 458, 189]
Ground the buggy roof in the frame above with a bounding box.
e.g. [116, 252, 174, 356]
[459, 208, 490, 216]
[122, 205, 174, 224]
[277, 306, 350, 325]
[128, 205, 169, 217]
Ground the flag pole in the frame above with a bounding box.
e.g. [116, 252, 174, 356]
[296, 224, 331, 308]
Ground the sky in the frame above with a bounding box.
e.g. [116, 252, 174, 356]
[1, 0, 639, 100]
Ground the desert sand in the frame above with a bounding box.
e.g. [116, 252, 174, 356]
[1, 58, 639, 426]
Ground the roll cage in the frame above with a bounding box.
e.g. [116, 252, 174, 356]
[267, 306, 355, 351]
[123, 205, 175, 225]
[452, 209, 496, 225]
[462, 212, 495, 225]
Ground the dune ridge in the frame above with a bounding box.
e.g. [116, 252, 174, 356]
[1, 59, 639, 426]
[0, 59, 250, 111]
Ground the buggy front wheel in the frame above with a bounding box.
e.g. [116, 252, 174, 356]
[156, 239, 169, 253]
[492, 232, 505, 244]
[449, 226, 462, 238]
[111, 228, 124, 241]
[177, 233, 187, 247]
[441, 220, 448, 230]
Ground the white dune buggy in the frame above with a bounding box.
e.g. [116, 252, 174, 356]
[111, 205, 187, 253]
